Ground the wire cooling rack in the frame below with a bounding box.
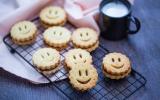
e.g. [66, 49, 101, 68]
[3, 17, 146, 100]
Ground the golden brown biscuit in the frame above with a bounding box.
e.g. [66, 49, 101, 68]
[40, 6, 67, 27]
[43, 26, 71, 49]
[71, 28, 99, 52]
[32, 48, 60, 75]
[10, 21, 37, 45]
[65, 49, 92, 70]
[69, 64, 98, 91]
[102, 52, 131, 79]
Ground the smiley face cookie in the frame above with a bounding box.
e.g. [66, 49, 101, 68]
[65, 49, 92, 70]
[43, 26, 71, 50]
[69, 64, 98, 91]
[71, 28, 99, 52]
[10, 21, 37, 45]
[40, 6, 67, 28]
[102, 52, 131, 79]
[32, 48, 60, 75]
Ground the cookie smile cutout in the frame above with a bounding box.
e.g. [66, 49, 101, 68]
[77, 78, 91, 84]
[46, 15, 59, 19]
[111, 64, 124, 69]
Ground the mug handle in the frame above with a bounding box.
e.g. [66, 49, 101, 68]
[128, 16, 141, 34]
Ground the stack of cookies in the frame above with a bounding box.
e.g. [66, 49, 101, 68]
[10, 21, 37, 45]
[9, 6, 100, 88]
[71, 28, 99, 52]
[10, 6, 100, 53]
[40, 6, 67, 28]
[102, 53, 131, 80]
[32, 48, 60, 75]
[65, 49, 98, 91]
[43, 26, 71, 50]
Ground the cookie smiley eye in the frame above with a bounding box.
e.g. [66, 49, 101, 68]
[79, 70, 82, 76]
[18, 27, 22, 31]
[24, 25, 27, 29]
[73, 55, 76, 60]
[54, 11, 58, 15]
[59, 32, 63, 36]
[86, 32, 88, 36]
[118, 58, 121, 62]
[47, 52, 50, 56]
[80, 33, 83, 37]
[79, 53, 82, 58]
[53, 31, 56, 35]
[41, 55, 44, 59]
[49, 10, 52, 14]
[112, 58, 115, 62]
[85, 70, 88, 76]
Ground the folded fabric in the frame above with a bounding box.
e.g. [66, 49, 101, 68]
[0, 0, 134, 37]
[65, 0, 134, 34]
[0, 0, 134, 84]
[0, 0, 51, 37]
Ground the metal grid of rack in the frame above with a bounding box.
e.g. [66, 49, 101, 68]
[3, 17, 146, 100]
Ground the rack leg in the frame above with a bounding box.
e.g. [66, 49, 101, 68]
[10, 49, 15, 54]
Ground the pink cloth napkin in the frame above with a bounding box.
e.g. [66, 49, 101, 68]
[0, 0, 51, 37]
[65, 0, 134, 34]
[0, 0, 134, 37]
[0, 0, 134, 84]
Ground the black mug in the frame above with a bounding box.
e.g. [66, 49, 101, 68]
[99, 0, 141, 40]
